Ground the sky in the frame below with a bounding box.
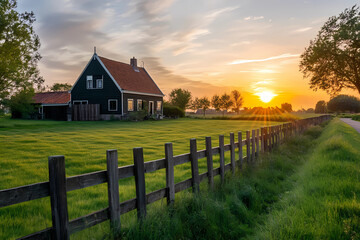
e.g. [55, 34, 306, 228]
[17, 0, 359, 109]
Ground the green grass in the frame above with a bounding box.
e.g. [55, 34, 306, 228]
[254, 118, 360, 239]
[0, 117, 277, 239]
[115, 122, 326, 239]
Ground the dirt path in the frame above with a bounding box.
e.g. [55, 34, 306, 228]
[340, 118, 360, 134]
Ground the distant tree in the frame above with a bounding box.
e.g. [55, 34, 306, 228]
[281, 103, 293, 112]
[306, 108, 315, 113]
[190, 97, 200, 111]
[6, 88, 35, 118]
[299, 5, 360, 96]
[231, 90, 244, 114]
[169, 88, 192, 110]
[315, 100, 327, 113]
[0, 0, 44, 102]
[198, 97, 211, 117]
[327, 95, 360, 113]
[211, 94, 222, 112]
[220, 93, 233, 116]
[50, 83, 72, 92]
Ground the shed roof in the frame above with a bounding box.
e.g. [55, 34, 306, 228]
[98, 56, 163, 96]
[34, 91, 70, 104]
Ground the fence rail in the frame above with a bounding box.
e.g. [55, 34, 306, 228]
[0, 115, 331, 240]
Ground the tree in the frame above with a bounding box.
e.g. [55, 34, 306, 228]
[299, 5, 360, 96]
[50, 83, 72, 92]
[6, 87, 35, 118]
[220, 93, 233, 116]
[327, 94, 360, 113]
[169, 88, 192, 110]
[211, 94, 221, 112]
[231, 90, 244, 114]
[190, 97, 200, 111]
[0, 0, 43, 101]
[315, 100, 327, 113]
[281, 103, 293, 112]
[198, 97, 211, 117]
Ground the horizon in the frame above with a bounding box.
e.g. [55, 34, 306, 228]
[17, 0, 359, 110]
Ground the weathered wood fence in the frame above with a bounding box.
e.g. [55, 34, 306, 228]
[0, 115, 331, 239]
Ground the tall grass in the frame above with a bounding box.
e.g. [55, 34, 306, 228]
[115, 123, 326, 239]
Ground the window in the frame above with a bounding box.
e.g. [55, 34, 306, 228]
[137, 99, 142, 111]
[157, 101, 162, 111]
[73, 100, 88, 105]
[128, 99, 134, 111]
[87, 76, 93, 89]
[96, 78, 103, 89]
[108, 99, 118, 111]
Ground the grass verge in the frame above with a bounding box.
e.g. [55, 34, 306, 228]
[114, 123, 327, 239]
[254, 118, 360, 239]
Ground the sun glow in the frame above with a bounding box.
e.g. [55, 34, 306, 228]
[256, 91, 277, 103]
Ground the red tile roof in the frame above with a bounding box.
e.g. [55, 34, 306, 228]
[34, 91, 70, 104]
[99, 56, 163, 96]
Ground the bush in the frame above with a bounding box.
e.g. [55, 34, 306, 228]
[127, 109, 148, 121]
[327, 95, 360, 113]
[163, 105, 184, 118]
[7, 88, 36, 119]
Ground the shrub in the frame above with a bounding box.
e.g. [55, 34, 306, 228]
[327, 95, 360, 113]
[163, 105, 185, 118]
[127, 109, 148, 121]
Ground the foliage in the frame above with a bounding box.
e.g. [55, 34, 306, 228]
[220, 93, 233, 113]
[327, 94, 360, 112]
[280, 103, 292, 112]
[127, 109, 148, 121]
[192, 97, 211, 116]
[211, 94, 221, 112]
[189, 97, 199, 111]
[299, 5, 360, 95]
[231, 90, 244, 114]
[169, 88, 192, 110]
[352, 115, 360, 121]
[50, 83, 72, 92]
[0, 0, 43, 101]
[6, 88, 36, 119]
[163, 105, 185, 118]
[315, 100, 327, 113]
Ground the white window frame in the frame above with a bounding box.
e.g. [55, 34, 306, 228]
[149, 101, 154, 115]
[108, 99, 118, 111]
[156, 101, 162, 111]
[86, 75, 93, 89]
[96, 77, 103, 89]
[128, 99, 134, 112]
[73, 100, 88, 105]
[137, 99, 142, 111]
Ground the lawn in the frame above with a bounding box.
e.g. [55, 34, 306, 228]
[0, 117, 277, 239]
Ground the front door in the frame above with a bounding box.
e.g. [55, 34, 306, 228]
[149, 101, 154, 115]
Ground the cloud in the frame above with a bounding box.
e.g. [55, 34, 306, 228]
[244, 16, 264, 21]
[229, 53, 300, 65]
[238, 69, 278, 74]
[205, 6, 239, 22]
[292, 27, 312, 33]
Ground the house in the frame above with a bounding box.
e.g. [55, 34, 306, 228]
[33, 91, 71, 121]
[34, 52, 164, 121]
[70, 53, 164, 120]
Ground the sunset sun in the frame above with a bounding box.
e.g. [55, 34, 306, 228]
[256, 91, 277, 103]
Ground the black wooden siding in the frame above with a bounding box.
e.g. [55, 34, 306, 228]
[71, 57, 122, 115]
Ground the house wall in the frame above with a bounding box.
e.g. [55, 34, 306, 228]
[123, 93, 163, 115]
[71, 57, 122, 115]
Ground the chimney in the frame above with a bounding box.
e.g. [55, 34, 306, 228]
[130, 57, 139, 72]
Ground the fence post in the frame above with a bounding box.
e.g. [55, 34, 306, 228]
[238, 131, 243, 169]
[190, 138, 200, 192]
[133, 148, 146, 219]
[165, 143, 175, 204]
[106, 150, 121, 232]
[260, 128, 265, 153]
[48, 155, 69, 240]
[256, 129, 260, 157]
[230, 133, 235, 175]
[205, 137, 214, 189]
[251, 130, 256, 162]
[219, 135, 225, 183]
[246, 131, 250, 163]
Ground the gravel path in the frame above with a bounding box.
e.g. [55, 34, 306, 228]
[340, 118, 360, 134]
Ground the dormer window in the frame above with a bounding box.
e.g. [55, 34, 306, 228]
[87, 76, 93, 89]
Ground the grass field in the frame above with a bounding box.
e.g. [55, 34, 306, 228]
[0, 117, 278, 239]
[117, 118, 360, 240]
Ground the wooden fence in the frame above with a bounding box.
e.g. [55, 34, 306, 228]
[0, 115, 331, 240]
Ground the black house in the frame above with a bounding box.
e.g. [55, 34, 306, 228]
[70, 53, 164, 120]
